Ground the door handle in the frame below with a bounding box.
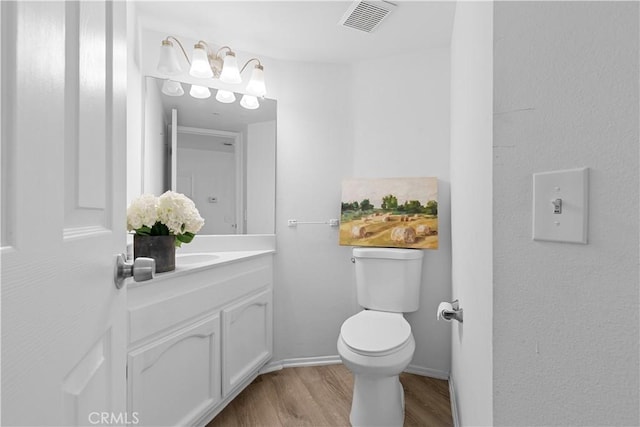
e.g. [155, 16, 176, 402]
[114, 254, 155, 289]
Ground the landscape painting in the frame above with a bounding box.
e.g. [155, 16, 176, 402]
[340, 177, 438, 249]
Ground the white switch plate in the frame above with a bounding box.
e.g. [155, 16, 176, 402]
[532, 167, 589, 244]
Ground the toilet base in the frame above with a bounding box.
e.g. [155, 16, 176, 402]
[350, 374, 405, 427]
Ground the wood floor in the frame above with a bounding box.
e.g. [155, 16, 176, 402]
[207, 364, 453, 427]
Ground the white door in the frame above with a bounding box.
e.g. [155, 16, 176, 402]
[1, 2, 128, 425]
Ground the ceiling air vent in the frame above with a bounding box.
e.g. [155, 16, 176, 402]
[338, 0, 397, 33]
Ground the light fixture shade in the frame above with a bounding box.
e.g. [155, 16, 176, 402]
[157, 41, 182, 75]
[189, 84, 211, 99]
[189, 44, 213, 78]
[240, 94, 259, 110]
[220, 52, 242, 84]
[216, 89, 236, 104]
[161, 80, 184, 97]
[245, 65, 266, 97]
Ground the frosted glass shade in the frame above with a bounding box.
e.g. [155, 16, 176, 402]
[240, 94, 259, 110]
[189, 44, 213, 78]
[157, 41, 182, 75]
[189, 84, 211, 99]
[215, 89, 236, 103]
[220, 52, 242, 84]
[161, 80, 184, 97]
[245, 65, 266, 97]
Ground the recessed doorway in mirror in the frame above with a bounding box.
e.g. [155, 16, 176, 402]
[143, 76, 276, 235]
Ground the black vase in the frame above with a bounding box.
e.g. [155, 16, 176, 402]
[133, 235, 175, 273]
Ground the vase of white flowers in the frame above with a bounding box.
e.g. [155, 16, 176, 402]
[127, 191, 205, 273]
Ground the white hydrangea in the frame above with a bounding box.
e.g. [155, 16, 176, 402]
[127, 194, 158, 231]
[127, 192, 204, 246]
[157, 191, 205, 235]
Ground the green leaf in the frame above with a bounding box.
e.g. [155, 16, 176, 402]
[176, 232, 195, 244]
[135, 225, 152, 236]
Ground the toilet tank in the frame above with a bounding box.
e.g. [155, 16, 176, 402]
[352, 247, 423, 312]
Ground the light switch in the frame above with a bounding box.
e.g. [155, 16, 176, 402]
[532, 167, 589, 244]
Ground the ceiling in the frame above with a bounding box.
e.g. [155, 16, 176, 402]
[134, 1, 457, 64]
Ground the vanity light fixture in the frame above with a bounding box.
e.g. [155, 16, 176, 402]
[157, 36, 267, 108]
[243, 60, 266, 97]
[157, 37, 185, 75]
[189, 84, 211, 99]
[215, 89, 236, 104]
[161, 80, 185, 97]
[240, 94, 259, 110]
[219, 50, 241, 83]
[189, 42, 214, 78]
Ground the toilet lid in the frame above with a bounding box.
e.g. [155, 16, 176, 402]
[340, 311, 412, 356]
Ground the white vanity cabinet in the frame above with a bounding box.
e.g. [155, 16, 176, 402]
[126, 252, 274, 426]
[222, 288, 273, 395]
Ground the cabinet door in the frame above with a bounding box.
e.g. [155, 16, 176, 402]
[128, 314, 221, 426]
[222, 289, 273, 396]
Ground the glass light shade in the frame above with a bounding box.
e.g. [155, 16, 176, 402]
[189, 44, 213, 78]
[161, 80, 184, 97]
[189, 84, 211, 99]
[240, 94, 259, 110]
[215, 89, 236, 104]
[245, 65, 266, 97]
[157, 41, 182, 75]
[219, 52, 242, 84]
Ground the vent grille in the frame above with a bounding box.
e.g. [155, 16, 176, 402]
[338, 1, 397, 33]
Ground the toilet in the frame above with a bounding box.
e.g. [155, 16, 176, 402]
[337, 247, 423, 427]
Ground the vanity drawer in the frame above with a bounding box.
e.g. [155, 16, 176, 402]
[128, 258, 273, 346]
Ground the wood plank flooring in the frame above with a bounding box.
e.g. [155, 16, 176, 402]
[207, 364, 453, 427]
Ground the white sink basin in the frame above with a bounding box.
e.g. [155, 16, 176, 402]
[175, 253, 219, 266]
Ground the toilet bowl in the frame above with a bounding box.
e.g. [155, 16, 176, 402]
[337, 310, 415, 427]
[339, 247, 423, 426]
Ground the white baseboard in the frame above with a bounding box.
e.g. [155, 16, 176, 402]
[261, 356, 450, 382]
[405, 364, 449, 380]
[448, 373, 460, 427]
[260, 355, 343, 374]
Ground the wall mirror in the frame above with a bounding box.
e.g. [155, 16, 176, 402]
[143, 76, 276, 235]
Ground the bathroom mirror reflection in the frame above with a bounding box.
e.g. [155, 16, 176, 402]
[143, 76, 276, 235]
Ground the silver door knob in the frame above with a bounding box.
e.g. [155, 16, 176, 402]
[114, 254, 155, 289]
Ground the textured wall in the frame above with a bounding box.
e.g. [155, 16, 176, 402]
[493, 2, 639, 425]
[351, 49, 452, 375]
[450, 2, 493, 425]
[270, 59, 357, 361]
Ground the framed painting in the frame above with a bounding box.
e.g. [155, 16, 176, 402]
[340, 177, 438, 249]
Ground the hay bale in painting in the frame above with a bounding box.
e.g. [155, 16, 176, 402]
[390, 226, 417, 244]
[351, 225, 367, 239]
[416, 224, 431, 236]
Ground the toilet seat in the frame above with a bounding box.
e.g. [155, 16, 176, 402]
[340, 311, 412, 357]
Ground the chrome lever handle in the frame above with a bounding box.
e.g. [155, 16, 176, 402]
[114, 254, 156, 289]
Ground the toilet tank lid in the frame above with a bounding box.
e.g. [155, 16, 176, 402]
[353, 247, 423, 260]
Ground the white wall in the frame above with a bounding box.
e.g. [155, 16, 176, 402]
[246, 120, 276, 234]
[493, 2, 639, 425]
[269, 59, 357, 361]
[449, 2, 493, 425]
[351, 49, 452, 375]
